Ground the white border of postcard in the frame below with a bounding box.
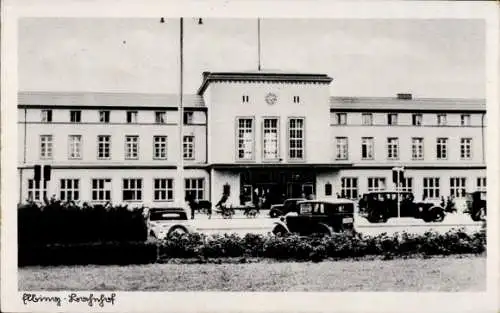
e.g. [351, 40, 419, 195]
[2, 1, 499, 312]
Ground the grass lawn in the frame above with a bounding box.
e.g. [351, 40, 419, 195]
[19, 256, 485, 292]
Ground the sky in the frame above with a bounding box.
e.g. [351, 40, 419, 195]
[18, 18, 485, 98]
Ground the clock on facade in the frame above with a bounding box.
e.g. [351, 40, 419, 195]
[265, 93, 278, 105]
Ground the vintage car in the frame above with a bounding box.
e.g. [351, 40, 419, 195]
[358, 191, 445, 223]
[271, 199, 355, 236]
[146, 206, 196, 240]
[269, 198, 307, 218]
[465, 191, 486, 221]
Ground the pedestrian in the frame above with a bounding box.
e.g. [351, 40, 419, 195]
[185, 193, 195, 219]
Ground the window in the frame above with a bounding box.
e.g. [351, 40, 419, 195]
[362, 113, 373, 125]
[412, 113, 422, 126]
[97, 135, 111, 159]
[335, 137, 348, 160]
[263, 118, 279, 160]
[153, 136, 168, 160]
[123, 178, 142, 201]
[368, 177, 386, 192]
[99, 110, 110, 123]
[423, 177, 440, 199]
[293, 96, 300, 104]
[183, 135, 195, 160]
[68, 135, 82, 159]
[183, 111, 193, 124]
[460, 114, 471, 126]
[185, 178, 204, 200]
[242, 95, 249, 103]
[40, 135, 53, 159]
[411, 137, 424, 160]
[155, 111, 166, 124]
[27, 179, 47, 202]
[460, 138, 472, 160]
[324, 183, 332, 196]
[437, 114, 447, 126]
[237, 118, 254, 160]
[436, 138, 448, 160]
[70, 110, 81, 123]
[59, 179, 80, 201]
[341, 177, 358, 199]
[400, 177, 413, 192]
[41, 110, 52, 122]
[477, 177, 486, 192]
[336, 113, 347, 125]
[154, 178, 174, 201]
[126, 111, 138, 123]
[387, 137, 399, 160]
[387, 113, 398, 125]
[361, 137, 374, 160]
[288, 118, 305, 160]
[125, 135, 139, 160]
[450, 177, 467, 198]
[91, 179, 112, 202]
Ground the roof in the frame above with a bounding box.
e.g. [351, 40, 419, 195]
[17, 91, 485, 113]
[330, 96, 485, 112]
[18, 91, 205, 109]
[197, 71, 333, 95]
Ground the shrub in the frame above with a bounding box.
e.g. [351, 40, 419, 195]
[21, 228, 487, 266]
[18, 201, 148, 245]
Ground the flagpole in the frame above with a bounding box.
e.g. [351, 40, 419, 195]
[177, 17, 184, 204]
[257, 18, 261, 71]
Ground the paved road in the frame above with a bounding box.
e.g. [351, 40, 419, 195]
[190, 212, 483, 236]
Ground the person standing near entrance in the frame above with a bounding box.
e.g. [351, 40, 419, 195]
[185, 193, 196, 220]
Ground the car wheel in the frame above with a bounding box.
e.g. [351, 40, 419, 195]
[479, 207, 486, 220]
[270, 209, 282, 218]
[167, 226, 188, 238]
[272, 224, 289, 236]
[433, 209, 445, 222]
[472, 208, 486, 221]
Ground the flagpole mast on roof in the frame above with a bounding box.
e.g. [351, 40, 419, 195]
[258, 18, 261, 71]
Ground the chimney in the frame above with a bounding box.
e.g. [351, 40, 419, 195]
[397, 93, 412, 100]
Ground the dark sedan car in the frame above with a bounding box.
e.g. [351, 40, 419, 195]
[465, 191, 486, 221]
[272, 199, 355, 236]
[269, 198, 306, 218]
[358, 191, 445, 223]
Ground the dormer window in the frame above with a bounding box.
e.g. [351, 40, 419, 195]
[336, 113, 347, 125]
[387, 113, 398, 125]
[70, 110, 81, 123]
[155, 111, 166, 124]
[126, 111, 138, 124]
[41, 109, 52, 123]
[183, 111, 193, 125]
[293, 96, 300, 104]
[242, 95, 249, 103]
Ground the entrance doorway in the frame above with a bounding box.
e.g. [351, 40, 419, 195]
[239, 169, 316, 208]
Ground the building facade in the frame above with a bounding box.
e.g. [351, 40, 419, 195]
[17, 71, 487, 207]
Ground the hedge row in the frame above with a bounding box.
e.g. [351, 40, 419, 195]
[18, 202, 148, 244]
[19, 228, 486, 266]
[158, 228, 486, 262]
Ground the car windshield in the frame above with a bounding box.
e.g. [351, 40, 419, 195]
[149, 211, 186, 221]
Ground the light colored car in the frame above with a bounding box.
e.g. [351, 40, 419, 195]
[146, 206, 197, 240]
